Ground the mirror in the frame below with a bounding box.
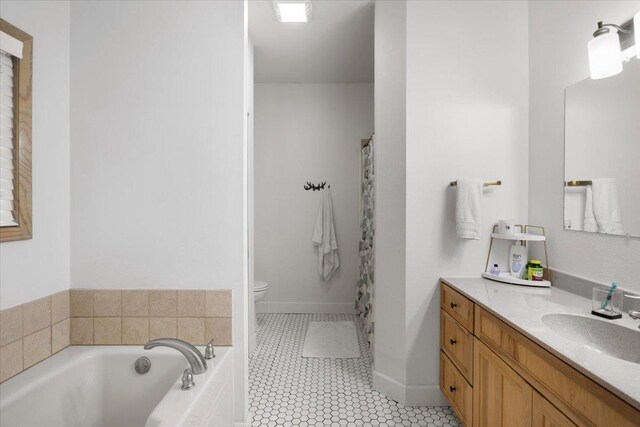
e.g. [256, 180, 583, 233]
[564, 59, 640, 238]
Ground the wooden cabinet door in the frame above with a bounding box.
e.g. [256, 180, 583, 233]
[473, 338, 532, 427]
[532, 392, 576, 427]
[441, 351, 473, 426]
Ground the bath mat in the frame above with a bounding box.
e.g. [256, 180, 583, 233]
[302, 321, 361, 358]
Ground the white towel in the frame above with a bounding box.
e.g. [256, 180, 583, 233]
[455, 178, 483, 240]
[583, 186, 598, 232]
[592, 178, 624, 234]
[312, 188, 340, 281]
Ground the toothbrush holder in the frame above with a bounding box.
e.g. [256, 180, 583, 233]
[591, 287, 623, 319]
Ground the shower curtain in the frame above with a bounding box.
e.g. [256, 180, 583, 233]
[355, 137, 375, 348]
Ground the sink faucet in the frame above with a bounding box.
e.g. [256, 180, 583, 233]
[144, 338, 208, 374]
[625, 294, 640, 329]
[629, 310, 640, 329]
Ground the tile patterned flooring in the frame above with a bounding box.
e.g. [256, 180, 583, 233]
[249, 313, 461, 427]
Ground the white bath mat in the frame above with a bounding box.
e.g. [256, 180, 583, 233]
[302, 321, 361, 358]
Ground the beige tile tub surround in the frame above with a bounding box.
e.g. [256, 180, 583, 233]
[149, 290, 177, 317]
[0, 288, 231, 383]
[93, 290, 122, 317]
[94, 317, 122, 345]
[122, 317, 149, 345]
[0, 290, 70, 382]
[122, 290, 149, 317]
[70, 289, 233, 346]
[150, 317, 177, 340]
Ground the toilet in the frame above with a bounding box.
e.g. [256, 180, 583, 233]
[253, 280, 269, 332]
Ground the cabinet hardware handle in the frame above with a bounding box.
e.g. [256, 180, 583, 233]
[449, 385, 456, 393]
[450, 302, 458, 308]
[449, 338, 457, 345]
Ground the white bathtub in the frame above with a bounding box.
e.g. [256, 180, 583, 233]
[0, 346, 233, 427]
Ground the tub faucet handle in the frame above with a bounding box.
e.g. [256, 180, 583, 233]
[181, 368, 195, 390]
[205, 339, 215, 360]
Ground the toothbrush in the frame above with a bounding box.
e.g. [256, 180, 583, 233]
[599, 282, 618, 311]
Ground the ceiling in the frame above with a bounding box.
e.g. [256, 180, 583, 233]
[249, 0, 374, 83]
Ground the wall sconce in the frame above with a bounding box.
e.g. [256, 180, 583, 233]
[587, 21, 631, 79]
[636, 11, 640, 59]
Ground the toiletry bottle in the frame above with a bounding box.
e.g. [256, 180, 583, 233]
[526, 260, 544, 281]
[509, 241, 527, 278]
[490, 264, 501, 276]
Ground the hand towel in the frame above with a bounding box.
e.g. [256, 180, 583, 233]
[312, 188, 340, 281]
[583, 186, 598, 232]
[455, 178, 484, 240]
[592, 178, 624, 234]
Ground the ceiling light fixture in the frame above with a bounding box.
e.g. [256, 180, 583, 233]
[274, 1, 312, 23]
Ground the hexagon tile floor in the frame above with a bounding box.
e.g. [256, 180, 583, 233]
[249, 313, 461, 426]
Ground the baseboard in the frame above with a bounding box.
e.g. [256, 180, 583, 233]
[234, 412, 251, 427]
[405, 383, 449, 407]
[256, 301, 356, 314]
[372, 369, 448, 407]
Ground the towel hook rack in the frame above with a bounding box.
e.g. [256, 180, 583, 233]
[304, 181, 329, 191]
[450, 180, 502, 187]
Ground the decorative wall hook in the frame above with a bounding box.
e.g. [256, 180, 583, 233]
[304, 181, 327, 191]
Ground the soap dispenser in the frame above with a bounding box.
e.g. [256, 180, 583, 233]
[509, 241, 527, 278]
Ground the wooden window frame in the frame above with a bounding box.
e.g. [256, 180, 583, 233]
[0, 19, 32, 243]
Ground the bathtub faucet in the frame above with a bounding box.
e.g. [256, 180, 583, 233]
[144, 338, 208, 375]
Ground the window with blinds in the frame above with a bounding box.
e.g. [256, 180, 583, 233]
[0, 20, 30, 242]
[0, 50, 17, 227]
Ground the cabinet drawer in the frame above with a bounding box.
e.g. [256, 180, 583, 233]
[441, 351, 473, 426]
[475, 307, 640, 427]
[441, 309, 474, 383]
[441, 283, 474, 331]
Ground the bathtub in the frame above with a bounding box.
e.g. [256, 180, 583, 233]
[0, 346, 233, 427]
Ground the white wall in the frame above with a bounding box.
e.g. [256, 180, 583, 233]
[70, 1, 246, 291]
[529, 0, 640, 293]
[254, 83, 373, 313]
[372, 0, 408, 398]
[247, 38, 256, 356]
[405, 0, 529, 401]
[70, 1, 249, 422]
[373, 0, 529, 406]
[0, 1, 70, 310]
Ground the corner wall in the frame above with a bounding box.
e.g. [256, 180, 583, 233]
[405, 0, 529, 400]
[372, 0, 408, 399]
[374, 0, 529, 405]
[528, 0, 640, 293]
[0, 1, 71, 310]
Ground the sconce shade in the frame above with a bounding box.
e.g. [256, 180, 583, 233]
[588, 31, 623, 79]
[635, 11, 640, 59]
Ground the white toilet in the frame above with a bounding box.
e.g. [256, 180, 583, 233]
[253, 280, 269, 332]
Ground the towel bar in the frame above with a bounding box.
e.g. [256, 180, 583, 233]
[565, 180, 592, 187]
[450, 180, 502, 187]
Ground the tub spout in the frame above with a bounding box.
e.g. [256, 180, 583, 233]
[144, 338, 207, 375]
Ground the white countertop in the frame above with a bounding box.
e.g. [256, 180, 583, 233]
[441, 277, 640, 410]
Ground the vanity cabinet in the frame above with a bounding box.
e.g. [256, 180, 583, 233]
[439, 282, 640, 427]
[473, 339, 532, 427]
[532, 392, 577, 427]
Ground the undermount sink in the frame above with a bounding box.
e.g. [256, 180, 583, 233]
[541, 313, 640, 364]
